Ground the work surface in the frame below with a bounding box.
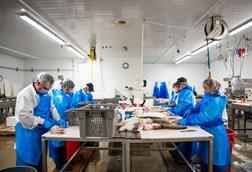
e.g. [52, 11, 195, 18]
[42, 126, 213, 141]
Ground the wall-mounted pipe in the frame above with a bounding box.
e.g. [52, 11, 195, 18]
[0, 65, 73, 72]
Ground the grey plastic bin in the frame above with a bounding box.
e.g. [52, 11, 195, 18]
[76, 99, 118, 108]
[78, 104, 116, 138]
[66, 108, 79, 126]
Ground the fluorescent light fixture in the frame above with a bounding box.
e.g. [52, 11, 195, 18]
[67, 46, 85, 59]
[191, 41, 219, 56]
[175, 54, 191, 64]
[229, 19, 252, 36]
[20, 15, 65, 45]
[175, 41, 219, 64]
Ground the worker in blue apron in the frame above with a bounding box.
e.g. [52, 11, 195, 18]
[49, 80, 75, 170]
[168, 77, 196, 162]
[168, 77, 195, 116]
[15, 73, 57, 172]
[72, 83, 95, 108]
[180, 78, 230, 172]
[168, 82, 180, 107]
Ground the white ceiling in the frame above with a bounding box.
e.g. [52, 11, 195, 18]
[0, 0, 252, 63]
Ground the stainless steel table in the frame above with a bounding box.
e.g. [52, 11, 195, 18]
[230, 102, 252, 132]
[41, 126, 126, 172]
[42, 126, 213, 172]
[125, 126, 214, 172]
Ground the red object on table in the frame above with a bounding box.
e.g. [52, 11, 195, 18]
[226, 129, 235, 172]
[66, 141, 80, 160]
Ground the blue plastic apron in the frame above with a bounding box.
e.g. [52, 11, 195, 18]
[16, 94, 51, 165]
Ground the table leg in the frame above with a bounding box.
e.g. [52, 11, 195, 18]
[244, 112, 247, 133]
[238, 110, 240, 131]
[208, 140, 213, 172]
[42, 138, 47, 172]
[126, 142, 130, 172]
[232, 109, 235, 130]
[122, 142, 126, 172]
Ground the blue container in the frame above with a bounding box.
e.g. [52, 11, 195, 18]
[125, 111, 133, 119]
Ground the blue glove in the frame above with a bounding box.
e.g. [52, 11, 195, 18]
[57, 119, 67, 128]
[43, 120, 54, 129]
[166, 107, 172, 112]
[179, 119, 187, 126]
[184, 107, 193, 117]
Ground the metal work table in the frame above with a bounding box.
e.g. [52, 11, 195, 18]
[0, 97, 16, 123]
[42, 126, 126, 172]
[42, 126, 213, 172]
[125, 126, 213, 172]
[230, 101, 252, 139]
[0, 97, 16, 109]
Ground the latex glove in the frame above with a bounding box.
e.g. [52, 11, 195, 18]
[43, 120, 54, 129]
[179, 119, 187, 126]
[57, 119, 67, 128]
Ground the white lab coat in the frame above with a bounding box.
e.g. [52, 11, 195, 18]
[15, 84, 60, 130]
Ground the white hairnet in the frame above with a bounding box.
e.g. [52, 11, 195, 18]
[203, 78, 221, 91]
[35, 72, 55, 89]
[62, 80, 75, 89]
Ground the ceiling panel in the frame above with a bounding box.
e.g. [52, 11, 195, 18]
[0, 0, 252, 63]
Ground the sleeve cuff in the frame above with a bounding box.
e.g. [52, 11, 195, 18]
[38, 117, 45, 125]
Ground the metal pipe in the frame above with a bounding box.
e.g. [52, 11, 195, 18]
[0, 65, 74, 72]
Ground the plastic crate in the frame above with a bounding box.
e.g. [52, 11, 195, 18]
[76, 99, 118, 108]
[78, 104, 116, 138]
[66, 108, 79, 126]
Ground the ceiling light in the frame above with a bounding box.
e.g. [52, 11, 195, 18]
[67, 46, 85, 59]
[175, 41, 219, 64]
[191, 41, 219, 56]
[20, 14, 65, 45]
[229, 19, 252, 36]
[175, 54, 191, 64]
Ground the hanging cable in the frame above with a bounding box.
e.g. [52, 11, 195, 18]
[206, 37, 211, 78]
[239, 38, 249, 78]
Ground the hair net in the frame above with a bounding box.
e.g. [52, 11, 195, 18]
[35, 72, 55, 89]
[203, 78, 221, 91]
[62, 80, 75, 89]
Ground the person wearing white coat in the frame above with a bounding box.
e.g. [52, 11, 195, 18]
[15, 73, 63, 172]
